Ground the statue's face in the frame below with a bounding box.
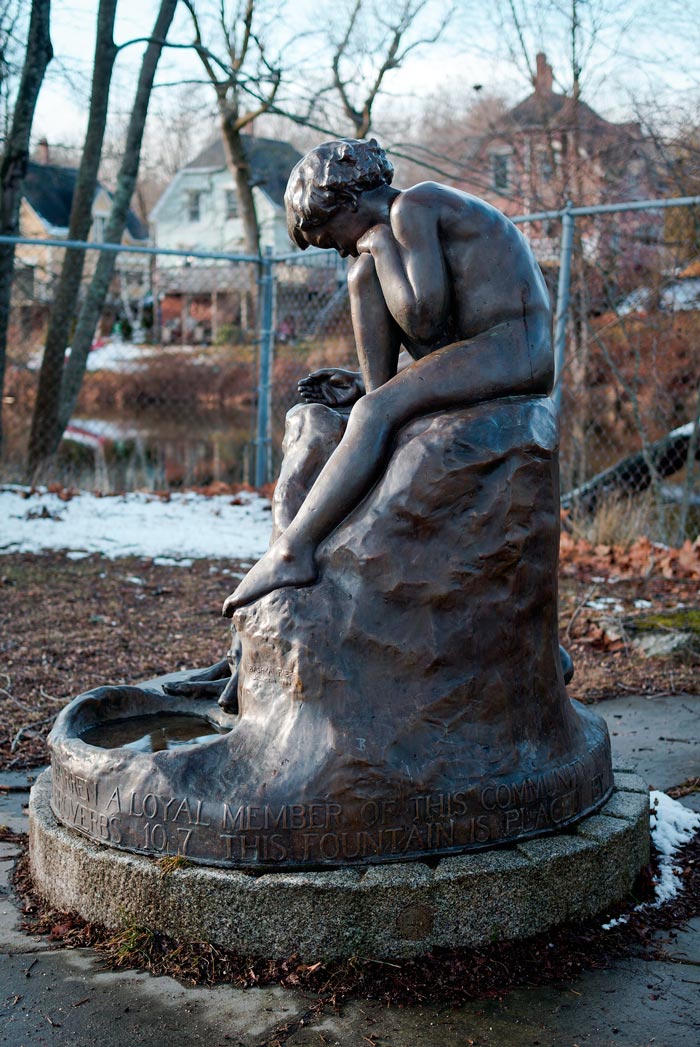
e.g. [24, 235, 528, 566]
[300, 204, 370, 258]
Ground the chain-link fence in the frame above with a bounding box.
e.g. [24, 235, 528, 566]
[2, 195, 699, 543]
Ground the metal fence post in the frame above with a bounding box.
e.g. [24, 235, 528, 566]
[254, 247, 274, 487]
[552, 201, 575, 414]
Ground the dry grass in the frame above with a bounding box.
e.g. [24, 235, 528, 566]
[570, 492, 660, 548]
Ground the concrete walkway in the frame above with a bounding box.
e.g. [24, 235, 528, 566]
[2, 695, 699, 1047]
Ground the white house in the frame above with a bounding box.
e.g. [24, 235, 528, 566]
[148, 134, 307, 340]
[148, 134, 350, 342]
[149, 134, 302, 258]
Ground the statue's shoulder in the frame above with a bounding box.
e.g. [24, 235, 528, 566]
[398, 181, 447, 204]
[397, 181, 485, 218]
[389, 182, 446, 233]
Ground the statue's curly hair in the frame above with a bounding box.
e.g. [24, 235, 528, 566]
[285, 139, 394, 249]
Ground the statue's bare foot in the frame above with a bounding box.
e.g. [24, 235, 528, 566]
[222, 538, 318, 616]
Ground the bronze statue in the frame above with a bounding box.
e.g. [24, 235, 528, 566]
[224, 139, 552, 613]
[169, 138, 573, 703]
[49, 141, 611, 868]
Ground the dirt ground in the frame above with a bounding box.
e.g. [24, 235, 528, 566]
[1, 542, 699, 771]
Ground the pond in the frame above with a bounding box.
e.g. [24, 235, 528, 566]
[61, 406, 259, 490]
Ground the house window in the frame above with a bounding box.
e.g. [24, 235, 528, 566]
[187, 190, 202, 222]
[225, 189, 238, 219]
[539, 149, 555, 183]
[490, 152, 511, 192]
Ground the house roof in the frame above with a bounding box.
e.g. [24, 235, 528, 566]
[185, 135, 302, 207]
[23, 161, 149, 240]
[507, 90, 611, 134]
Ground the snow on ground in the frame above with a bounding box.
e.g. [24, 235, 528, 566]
[84, 339, 153, 372]
[0, 486, 273, 562]
[603, 790, 700, 927]
[83, 338, 219, 373]
[28, 337, 216, 376]
[649, 789, 700, 905]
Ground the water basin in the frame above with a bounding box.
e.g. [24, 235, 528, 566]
[80, 713, 230, 752]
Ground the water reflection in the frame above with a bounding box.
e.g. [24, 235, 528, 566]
[63, 406, 257, 489]
[81, 713, 230, 752]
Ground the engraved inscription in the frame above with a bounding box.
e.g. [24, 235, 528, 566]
[49, 739, 610, 864]
[221, 802, 342, 832]
[52, 764, 123, 844]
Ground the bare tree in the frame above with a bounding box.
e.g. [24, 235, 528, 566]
[58, 0, 179, 442]
[0, 0, 51, 458]
[28, 0, 118, 474]
[182, 0, 451, 258]
[184, 0, 281, 258]
[0, 1, 25, 143]
[328, 0, 450, 139]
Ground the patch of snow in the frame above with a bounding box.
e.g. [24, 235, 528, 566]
[586, 597, 624, 613]
[68, 417, 142, 441]
[601, 915, 629, 931]
[124, 575, 146, 585]
[0, 487, 272, 563]
[603, 790, 699, 929]
[616, 287, 652, 317]
[84, 339, 153, 373]
[634, 632, 693, 658]
[649, 790, 700, 906]
[660, 277, 700, 313]
[634, 599, 653, 609]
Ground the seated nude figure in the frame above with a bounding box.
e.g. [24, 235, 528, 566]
[167, 138, 573, 704]
[222, 138, 553, 614]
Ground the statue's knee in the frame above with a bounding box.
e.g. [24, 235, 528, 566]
[348, 388, 391, 437]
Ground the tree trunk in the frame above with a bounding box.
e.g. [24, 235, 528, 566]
[220, 114, 260, 257]
[28, 0, 117, 476]
[220, 116, 260, 330]
[0, 0, 52, 458]
[58, 0, 178, 436]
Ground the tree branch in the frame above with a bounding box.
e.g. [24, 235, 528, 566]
[331, 0, 363, 130]
[182, 0, 231, 87]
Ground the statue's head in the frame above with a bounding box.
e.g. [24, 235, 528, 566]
[285, 138, 394, 252]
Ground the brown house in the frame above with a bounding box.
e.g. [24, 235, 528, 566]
[454, 54, 663, 276]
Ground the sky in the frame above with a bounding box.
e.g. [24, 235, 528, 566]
[29, 0, 700, 160]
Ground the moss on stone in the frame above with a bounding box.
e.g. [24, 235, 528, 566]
[632, 609, 700, 634]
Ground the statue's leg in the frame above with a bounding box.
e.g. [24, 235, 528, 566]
[224, 314, 552, 614]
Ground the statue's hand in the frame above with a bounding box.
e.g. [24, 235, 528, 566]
[356, 223, 391, 256]
[298, 368, 365, 408]
[162, 656, 239, 713]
